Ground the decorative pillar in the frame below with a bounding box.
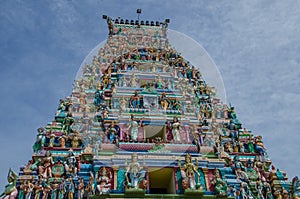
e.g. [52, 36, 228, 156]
[112, 165, 119, 190]
[202, 167, 209, 191]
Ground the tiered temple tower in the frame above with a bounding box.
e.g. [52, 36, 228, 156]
[1, 14, 299, 199]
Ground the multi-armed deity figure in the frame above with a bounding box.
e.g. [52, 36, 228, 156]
[96, 167, 112, 195]
[125, 153, 147, 190]
[178, 153, 202, 190]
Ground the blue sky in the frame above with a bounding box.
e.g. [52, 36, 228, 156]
[0, 0, 299, 189]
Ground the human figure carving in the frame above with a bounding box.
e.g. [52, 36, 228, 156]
[178, 153, 201, 190]
[125, 153, 147, 189]
[97, 167, 112, 195]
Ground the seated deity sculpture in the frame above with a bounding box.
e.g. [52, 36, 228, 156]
[38, 151, 54, 178]
[97, 167, 112, 195]
[129, 91, 143, 109]
[178, 154, 202, 190]
[211, 169, 228, 197]
[125, 153, 147, 189]
[159, 92, 169, 111]
[105, 121, 120, 144]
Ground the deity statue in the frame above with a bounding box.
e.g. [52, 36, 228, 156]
[165, 121, 173, 143]
[156, 74, 164, 89]
[97, 167, 112, 195]
[172, 117, 181, 143]
[119, 97, 127, 111]
[48, 133, 56, 147]
[38, 151, 54, 178]
[59, 135, 67, 148]
[70, 131, 81, 148]
[178, 154, 201, 190]
[50, 179, 59, 199]
[105, 120, 120, 144]
[64, 149, 78, 177]
[33, 127, 46, 153]
[211, 169, 228, 197]
[129, 91, 142, 109]
[130, 73, 138, 87]
[127, 115, 142, 142]
[41, 184, 51, 199]
[159, 92, 169, 111]
[77, 178, 85, 199]
[66, 177, 75, 199]
[62, 113, 74, 134]
[0, 168, 18, 199]
[94, 90, 104, 107]
[125, 153, 147, 189]
[33, 181, 43, 199]
[292, 176, 300, 199]
[255, 180, 264, 199]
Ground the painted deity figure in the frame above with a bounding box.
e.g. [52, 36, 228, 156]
[129, 91, 141, 109]
[0, 169, 18, 199]
[292, 176, 300, 199]
[66, 177, 75, 199]
[127, 115, 142, 142]
[38, 151, 54, 178]
[125, 153, 147, 189]
[97, 167, 112, 195]
[70, 131, 81, 148]
[211, 169, 228, 197]
[166, 121, 173, 143]
[77, 178, 85, 199]
[65, 149, 78, 177]
[33, 127, 46, 153]
[178, 154, 201, 190]
[156, 74, 164, 89]
[105, 121, 120, 144]
[50, 179, 59, 199]
[62, 113, 74, 134]
[159, 92, 169, 111]
[172, 117, 181, 143]
[94, 90, 104, 107]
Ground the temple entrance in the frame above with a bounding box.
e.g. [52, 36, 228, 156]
[148, 167, 175, 194]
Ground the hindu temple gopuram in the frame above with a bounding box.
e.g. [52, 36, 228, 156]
[1, 13, 300, 199]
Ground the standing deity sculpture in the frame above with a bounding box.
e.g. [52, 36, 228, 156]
[64, 149, 78, 177]
[33, 127, 46, 154]
[127, 115, 142, 142]
[292, 176, 300, 199]
[77, 178, 85, 199]
[172, 117, 181, 143]
[178, 154, 202, 190]
[125, 153, 147, 190]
